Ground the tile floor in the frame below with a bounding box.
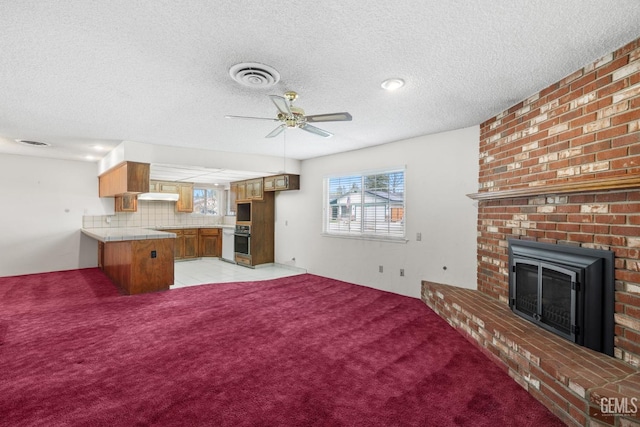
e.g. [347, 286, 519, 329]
[172, 258, 306, 289]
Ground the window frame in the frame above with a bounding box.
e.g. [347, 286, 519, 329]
[322, 167, 407, 242]
[192, 186, 222, 216]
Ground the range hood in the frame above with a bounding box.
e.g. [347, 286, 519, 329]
[137, 192, 179, 202]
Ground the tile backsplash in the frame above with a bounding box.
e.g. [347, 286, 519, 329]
[83, 200, 236, 228]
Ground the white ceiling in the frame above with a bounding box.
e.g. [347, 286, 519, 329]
[0, 1, 639, 177]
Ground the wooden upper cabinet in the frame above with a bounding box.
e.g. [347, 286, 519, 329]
[99, 161, 150, 197]
[246, 178, 263, 200]
[229, 183, 237, 214]
[149, 180, 181, 194]
[158, 182, 180, 193]
[233, 175, 300, 202]
[233, 178, 265, 202]
[148, 180, 193, 212]
[176, 184, 193, 213]
[115, 194, 138, 212]
[264, 174, 300, 192]
[235, 181, 247, 201]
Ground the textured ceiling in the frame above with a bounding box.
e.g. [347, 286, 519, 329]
[0, 1, 639, 166]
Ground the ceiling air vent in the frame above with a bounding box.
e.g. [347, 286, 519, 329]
[229, 62, 280, 88]
[16, 139, 51, 147]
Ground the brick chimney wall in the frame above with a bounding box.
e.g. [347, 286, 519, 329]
[476, 37, 640, 367]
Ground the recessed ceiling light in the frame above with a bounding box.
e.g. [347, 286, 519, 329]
[381, 78, 405, 91]
[92, 145, 107, 151]
[85, 155, 95, 161]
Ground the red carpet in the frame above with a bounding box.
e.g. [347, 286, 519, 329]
[0, 269, 564, 426]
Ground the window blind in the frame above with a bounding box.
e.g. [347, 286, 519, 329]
[324, 169, 405, 239]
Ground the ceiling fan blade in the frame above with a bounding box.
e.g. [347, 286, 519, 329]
[265, 124, 287, 138]
[225, 115, 278, 121]
[269, 95, 292, 116]
[301, 124, 333, 138]
[305, 112, 352, 123]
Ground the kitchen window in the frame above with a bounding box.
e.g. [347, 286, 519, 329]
[323, 168, 405, 240]
[193, 187, 220, 215]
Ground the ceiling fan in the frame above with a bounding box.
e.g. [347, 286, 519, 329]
[225, 91, 352, 138]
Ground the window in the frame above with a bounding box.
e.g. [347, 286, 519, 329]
[324, 168, 405, 240]
[193, 187, 220, 215]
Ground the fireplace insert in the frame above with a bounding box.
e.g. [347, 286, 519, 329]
[508, 239, 614, 356]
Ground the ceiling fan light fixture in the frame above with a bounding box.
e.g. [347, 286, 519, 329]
[381, 78, 405, 91]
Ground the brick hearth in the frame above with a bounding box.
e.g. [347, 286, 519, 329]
[422, 281, 640, 427]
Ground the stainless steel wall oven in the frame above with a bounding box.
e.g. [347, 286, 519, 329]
[234, 225, 250, 255]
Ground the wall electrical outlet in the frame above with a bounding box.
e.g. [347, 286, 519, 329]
[379, 265, 383, 273]
[416, 232, 422, 241]
[400, 269, 405, 277]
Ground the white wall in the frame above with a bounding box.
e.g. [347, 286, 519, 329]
[0, 126, 479, 291]
[274, 126, 479, 298]
[0, 154, 111, 276]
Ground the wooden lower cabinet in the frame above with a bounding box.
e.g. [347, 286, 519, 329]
[167, 230, 184, 259]
[199, 228, 221, 257]
[166, 229, 198, 260]
[235, 253, 252, 267]
[102, 238, 174, 295]
[98, 241, 104, 269]
[165, 227, 221, 260]
[183, 229, 198, 259]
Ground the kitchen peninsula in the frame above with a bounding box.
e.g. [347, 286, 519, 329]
[82, 228, 176, 295]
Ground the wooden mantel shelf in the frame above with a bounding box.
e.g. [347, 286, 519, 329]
[467, 175, 640, 201]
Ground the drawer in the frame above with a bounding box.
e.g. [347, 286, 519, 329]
[199, 228, 220, 236]
[235, 254, 252, 266]
[183, 229, 198, 235]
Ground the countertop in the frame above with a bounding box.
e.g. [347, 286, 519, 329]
[82, 224, 235, 243]
[153, 225, 235, 230]
[82, 228, 176, 242]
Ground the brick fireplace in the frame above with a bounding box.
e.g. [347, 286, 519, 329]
[476, 36, 640, 368]
[423, 37, 640, 426]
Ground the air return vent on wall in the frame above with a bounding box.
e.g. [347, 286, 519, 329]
[229, 62, 280, 88]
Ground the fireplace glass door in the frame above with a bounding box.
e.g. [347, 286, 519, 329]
[512, 259, 577, 342]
